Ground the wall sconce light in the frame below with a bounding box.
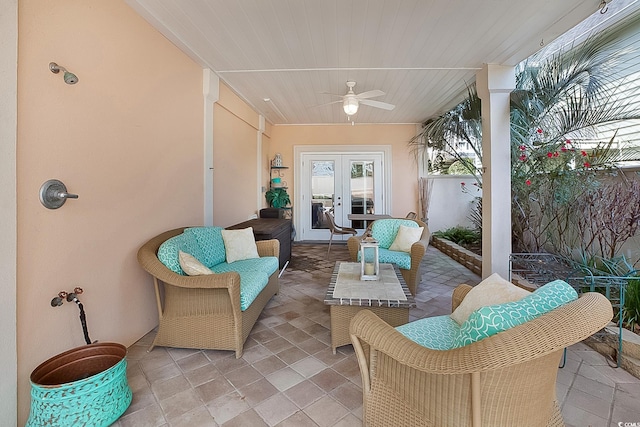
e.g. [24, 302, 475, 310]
[49, 62, 78, 85]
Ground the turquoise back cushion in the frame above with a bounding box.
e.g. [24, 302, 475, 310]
[454, 279, 578, 348]
[157, 232, 205, 275]
[371, 219, 419, 249]
[396, 315, 460, 350]
[184, 227, 226, 267]
[213, 257, 279, 277]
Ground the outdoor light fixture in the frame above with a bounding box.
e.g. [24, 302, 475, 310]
[49, 62, 78, 85]
[343, 96, 359, 116]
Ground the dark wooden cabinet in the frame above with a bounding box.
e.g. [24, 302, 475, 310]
[227, 218, 292, 269]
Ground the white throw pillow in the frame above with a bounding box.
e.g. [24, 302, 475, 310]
[179, 251, 214, 276]
[388, 225, 424, 252]
[450, 273, 531, 325]
[221, 227, 259, 263]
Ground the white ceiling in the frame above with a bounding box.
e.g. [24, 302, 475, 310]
[126, 0, 612, 125]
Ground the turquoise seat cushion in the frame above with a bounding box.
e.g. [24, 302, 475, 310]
[184, 227, 226, 267]
[358, 248, 412, 270]
[454, 279, 578, 348]
[213, 257, 279, 277]
[371, 219, 419, 249]
[209, 265, 269, 311]
[396, 315, 460, 350]
[157, 232, 206, 275]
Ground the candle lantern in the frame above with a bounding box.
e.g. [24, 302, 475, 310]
[360, 238, 380, 281]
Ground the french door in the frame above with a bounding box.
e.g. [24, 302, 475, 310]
[298, 152, 384, 241]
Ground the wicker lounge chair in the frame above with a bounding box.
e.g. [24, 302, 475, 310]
[137, 227, 279, 358]
[347, 218, 429, 295]
[350, 285, 613, 427]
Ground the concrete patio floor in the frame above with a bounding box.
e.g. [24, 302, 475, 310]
[115, 243, 640, 427]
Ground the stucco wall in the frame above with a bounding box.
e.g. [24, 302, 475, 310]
[16, 1, 203, 423]
[269, 124, 419, 219]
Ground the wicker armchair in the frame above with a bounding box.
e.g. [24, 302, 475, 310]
[350, 285, 613, 427]
[347, 218, 430, 295]
[137, 227, 280, 358]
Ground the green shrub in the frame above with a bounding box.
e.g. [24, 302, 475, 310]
[622, 278, 640, 331]
[433, 226, 481, 245]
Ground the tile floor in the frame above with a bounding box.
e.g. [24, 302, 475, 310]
[114, 244, 640, 427]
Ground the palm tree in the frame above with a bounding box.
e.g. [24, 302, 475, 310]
[410, 27, 640, 256]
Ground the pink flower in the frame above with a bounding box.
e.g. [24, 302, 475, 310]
[565, 139, 571, 144]
[581, 151, 588, 157]
[561, 147, 567, 152]
[537, 128, 543, 134]
[547, 152, 553, 158]
[584, 162, 591, 168]
[519, 145, 526, 151]
[519, 154, 527, 162]
[553, 152, 559, 157]
[525, 179, 532, 186]
[460, 182, 466, 186]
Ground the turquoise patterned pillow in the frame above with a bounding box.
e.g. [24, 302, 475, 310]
[454, 280, 578, 348]
[396, 315, 461, 350]
[371, 219, 419, 249]
[157, 232, 206, 275]
[184, 227, 226, 267]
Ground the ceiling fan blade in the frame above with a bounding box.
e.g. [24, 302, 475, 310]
[360, 99, 395, 110]
[310, 100, 342, 108]
[356, 89, 385, 99]
[319, 91, 345, 98]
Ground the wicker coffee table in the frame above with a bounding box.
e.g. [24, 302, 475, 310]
[324, 261, 416, 353]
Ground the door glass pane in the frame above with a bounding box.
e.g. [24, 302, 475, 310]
[350, 160, 374, 229]
[311, 161, 334, 229]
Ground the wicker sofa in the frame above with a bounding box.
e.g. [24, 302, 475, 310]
[347, 218, 430, 295]
[137, 226, 280, 358]
[349, 284, 613, 427]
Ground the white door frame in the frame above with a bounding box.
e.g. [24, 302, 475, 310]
[293, 145, 392, 241]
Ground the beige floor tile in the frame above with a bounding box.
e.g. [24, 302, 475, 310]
[195, 377, 235, 404]
[119, 403, 166, 427]
[266, 367, 306, 391]
[221, 409, 268, 427]
[284, 380, 325, 409]
[564, 387, 612, 418]
[176, 352, 210, 373]
[184, 363, 221, 388]
[167, 347, 200, 361]
[276, 346, 309, 364]
[264, 336, 295, 353]
[237, 377, 280, 406]
[224, 365, 263, 389]
[332, 413, 362, 427]
[253, 354, 288, 376]
[241, 344, 273, 364]
[290, 356, 327, 378]
[123, 385, 156, 416]
[206, 391, 250, 425]
[571, 374, 615, 400]
[214, 356, 248, 374]
[275, 410, 319, 427]
[152, 375, 191, 402]
[329, 382, 362, 411]
[140, 349, 175, 375]
[169, 405, 219, 427]
[304, 396, 349, 427]
[159, 389, 203, 420]
[310, 369, 348, 392]
[254, 393, 299, 426]
[561, 401, 609, 427]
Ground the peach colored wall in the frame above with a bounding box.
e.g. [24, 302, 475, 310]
[16, 1, 203, 423]
[213, 102, 260, 226]
[269, 124, 419, 218]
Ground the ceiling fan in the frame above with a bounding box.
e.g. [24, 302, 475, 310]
[322, 81, 395, 117]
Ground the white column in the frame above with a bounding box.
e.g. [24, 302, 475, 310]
[257, 115, 265, 214]
[203, 69, 219, 226]
[476, 64, 515, 279]
[0, 0, 18, 424]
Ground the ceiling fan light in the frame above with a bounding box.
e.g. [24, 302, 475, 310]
[343, 97, 358, 116]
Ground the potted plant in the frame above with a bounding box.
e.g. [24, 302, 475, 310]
[265, 187, 290, 208]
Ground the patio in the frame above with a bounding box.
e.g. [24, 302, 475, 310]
[114, 244, 640, 427]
